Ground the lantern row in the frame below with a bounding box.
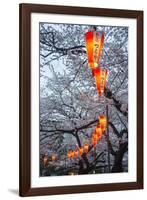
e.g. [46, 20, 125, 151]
[67, 115, 107, 159]
[42, 154, 56, 167]
[85, 30, 108, 96]
[42, 115, 107, 166]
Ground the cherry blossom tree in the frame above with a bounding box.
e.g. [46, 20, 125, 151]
[39, 23, 128, 176]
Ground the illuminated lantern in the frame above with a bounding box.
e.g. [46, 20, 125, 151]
[68, 170, 78, 175]
[93, 68, 108, 96]
[92, 139, 97, 148]
[85, 31, 104, 69]
[84, 144, 89, 153]
[95, 125, 103, 140]
[68, 172, 75, 176]
[43, 154, 49, 166]
[79, 147, 83, 156]
[51, 154, 56, 161]
[67, 151, 72, 159]
[92, 133, 98, 147]
[71, 151, 75, 159]
[75, 149, 79, 158]
[99, 115, 107, 131]
[93, 133, 98, 141]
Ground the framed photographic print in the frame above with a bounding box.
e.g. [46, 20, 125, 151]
[19, 3, 143, 197]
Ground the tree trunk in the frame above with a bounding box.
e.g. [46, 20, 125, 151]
[111, 142, 128, 173]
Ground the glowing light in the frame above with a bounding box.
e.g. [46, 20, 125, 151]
[95, 125, 103, 139]
[43, 154, 49, 166]
[79, 147, 83, 156]
[99, 115, 107, 131]
[51, 154, 56, 161]
[84, 144, 89, 153]
[92, 68, 108, 96]
[92, 133, 98, 147]
[67, 151, 72, 159]
[75, 149, 79, 158]
[71, 151, 75, 159]
[85, 31, 104, 69]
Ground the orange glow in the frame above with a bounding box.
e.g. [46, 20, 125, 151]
[84, 144, 89, 153]
[85, 31, 94, 68]
[93, 133, 98, 141]
[93, 68, 108, 96]
[92, 139, 97, 148]
[51, 154, 56, 161]
[79, 147, 83, 156]
[67, 151, 72, 159]
[99, 115, 107, 131]
[95, 125, 103, 139]
[85, 31, 104, 69]
[75, 149, 79, 158]
[71, 151, 75, 159]
[92, 133, 98, 147]
[43, 154, 49, 166]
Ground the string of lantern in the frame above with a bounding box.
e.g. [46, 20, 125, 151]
[67, 115, 107, 160]
[85, 26, 111, 172]
[42, 26, 109, 169]
[66, 28, 108, 161]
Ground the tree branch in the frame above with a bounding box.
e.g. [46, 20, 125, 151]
[104, 88, 128, 117]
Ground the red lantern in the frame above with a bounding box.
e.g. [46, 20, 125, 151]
[51, 154, 56, 161]
[85, 31, 104, 69]
[92, 133, 98, 147]
[92, 140, 97, 148]
[75, 149, 79, 158]
[84, 144, 89, 153]
[79, 147, 83, 156]
[43, 154, 49, 166]
[67, 151, 72, 159]
[95, 125, 103, 139]
[99, 115, 107, 131]
[93, 68, 108, 96]
[71, 151, 75, 159]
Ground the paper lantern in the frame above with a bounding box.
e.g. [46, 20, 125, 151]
[92, 140, 97, 148]
[51, 154, 56, 161]
[93, 68, 108, 96]
[93, 133, 98, 141]
[43, 154, 49, 166]
[75, 149, 79, 158]
[95, 125, 103, 140]
[92, 133, 98, 147]
[67, 151, 72, 159]
[71, 151, 75, 159]
[84, 144, 89, 153]
[85, 31, 104, 69]
[79, 147, 83, 156]
[68, 171, 78, 175]
[99, 115, 107, 131]
[68, 172, 75, 176]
